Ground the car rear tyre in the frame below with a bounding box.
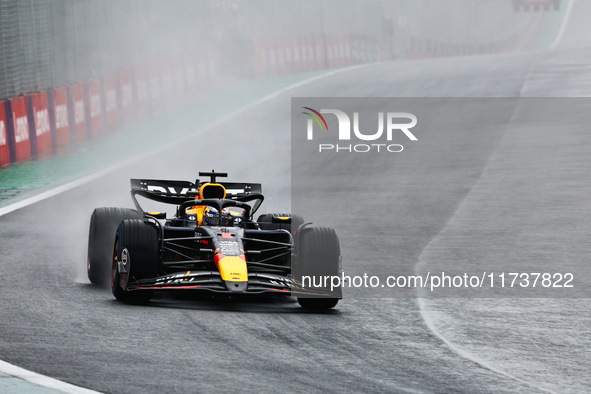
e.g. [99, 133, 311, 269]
[87, 207, 140, 286]
[296, 227, 341, 310]
[111, 219, 159, 304]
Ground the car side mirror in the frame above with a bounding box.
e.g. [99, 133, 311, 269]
[146, 212, 166, 219]
[271, 216, 292, 224]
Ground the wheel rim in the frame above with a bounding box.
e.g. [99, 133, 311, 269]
[111, 233, 119, 289]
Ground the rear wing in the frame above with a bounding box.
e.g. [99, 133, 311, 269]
[129, 178, 264, 215]
[130, 179, 262, 197]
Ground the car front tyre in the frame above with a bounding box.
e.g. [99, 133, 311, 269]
[296, 227, 342, 310]
[88, 207, 140, 286]
[111, 219, 159, 304]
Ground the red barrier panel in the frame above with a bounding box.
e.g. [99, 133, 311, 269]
[281, 38, 290, 75]
[305, 36, 315, 72]
[336, 36, 344, 67]
[148, 63, 162, 111]
[268, 38, 283, 75]
[70, 83, 87, 142]
[253, 37, 267, 78]
[10, 96, 30, 162]
[53, 87, 71, 150]
[275, 39, 291, 75]
[326, 36, 335, 68]
[266, 38, 278, 76]
[291, 36, 302, 73]
[160, 61, 174, 104]
[315, 35, 326, 70]
[297, 36, 306, 72]
[334, 36, 342, 67]
[103, 73, 118, 130]
[174, 58, 185, 97]
[87, 79, 102, 138]
[184, 58, 196, 90]
[119, 69, 134, 121]
[134, 65, 149, 116]
[192, 45, 213, 93]
[342, 35, 352, 66]
[31, 91, 52, 156]
[0, 101, 9, 167]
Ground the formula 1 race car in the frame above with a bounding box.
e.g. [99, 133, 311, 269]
[87, 171, 342, 309]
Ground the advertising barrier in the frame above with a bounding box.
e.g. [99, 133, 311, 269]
[292, 36, 302, 74]
[160, 62, 174, 106]
[278, 38, 287, 75]
[304, 36, 315, 72]
[10, 96, 30, 162]
[267, 38, 278, 76]
[282, 37, 293, 75]
[119, 69, 134, 122]
[103, 73, 119, 130]
[29, 91, 52, 157]
[341, 36, 352, 66]
[253, 38, 267, 78]
[315, 35, 326, 70]
[70, 83, 87, 142]
[149, 63, 162, 114]
[252, 35, 336, 77]
[87, 79, 103, 138]
[0, 100, 9, 167]
[174, 58, 185, 99]
[267, 39, 277, 77]
[326, 35, 336, 68]
[298, 37, 307, 72]
[52, 87, 71, 151]
[184, 57, 196, 92]
[134, 65, 149, 116]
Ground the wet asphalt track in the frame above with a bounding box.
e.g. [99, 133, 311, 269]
[1, 4, 591, 393]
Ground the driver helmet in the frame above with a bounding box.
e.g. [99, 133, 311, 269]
[203, 207, 233, 226]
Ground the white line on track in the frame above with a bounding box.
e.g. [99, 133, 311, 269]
[551, 0, 577, 49]
[413, 103, 556, 393]
[0, 63, 372, 392]
[413, 6, 576, 392]
[416, 298, 556, 393]
[0, 360, 99, 393]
